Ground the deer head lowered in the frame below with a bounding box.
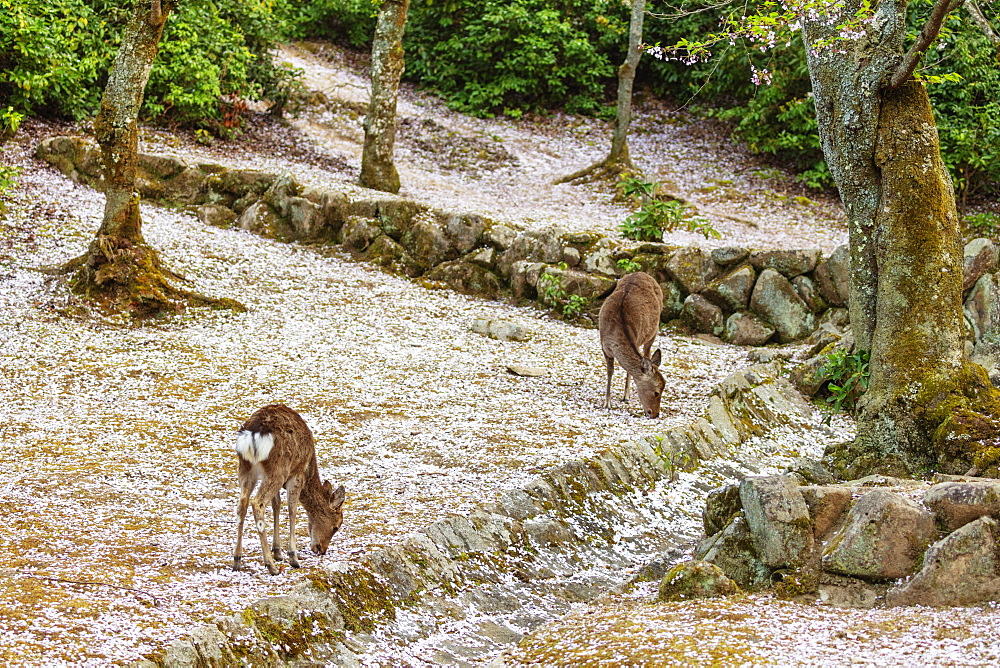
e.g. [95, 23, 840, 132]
[232, 404, 346, 575]
[598, 272, 666, 418]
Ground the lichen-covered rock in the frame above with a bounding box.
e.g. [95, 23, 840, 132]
[792, 274, 827, 313]
[580, 237, 618, 276]
[963, 238, 999, 292]
[739, 475, 814, 569]
[750, 268, 816, 342]
[695, 515, 772, 590]
[444, 213, 487, 255]
[681, 294, 724, 336]
[666, 247, 718, 294]
[723, 312, 775, 346]
[236, 200, 285, 240]
[749, 249, 821, 278]
[711, 246, 750, 267]
[923, 481, 1000, 532]
[703, 265, 756, 311]
[885, 516, 1000, 607]
[660, 280, 684, 322]
[657, 560, 740, 601]
[799, 485, 853, 540]
[822, 489, 935, 581]
[814, 244, 850, 307]
[403, 215, 458, 269]
[785, 458, 837, 485]
[341, 216, 381, 251]
[472, 318, 529, 342]
[704, 484, 742, 536]
[964, 273, 998, 342]
[425, 261, 503, 298]
[365, 236, 422, 277]
[195, 204, 237, 228]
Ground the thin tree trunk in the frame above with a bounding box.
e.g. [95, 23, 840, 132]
[555, 0, 645, 184]
[360, 0, 410, 194]
[607, 0, 646, 167]
[67, 1, 242, 317]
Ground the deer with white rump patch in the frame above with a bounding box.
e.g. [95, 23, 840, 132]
[233, 404, 346, 575]
[598, 272, 665, 418]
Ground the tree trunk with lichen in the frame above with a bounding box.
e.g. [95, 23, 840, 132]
[360, 0, 410, 194]
[67, 1, 241, 318]
[804, 5, 1000, 478]
[555, 0, 644, 184]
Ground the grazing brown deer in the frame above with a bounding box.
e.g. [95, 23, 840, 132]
[598, 272, 665, 418]
[232, 404, 346, 575]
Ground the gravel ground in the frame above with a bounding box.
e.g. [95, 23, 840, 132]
[2, 42, 992, 666]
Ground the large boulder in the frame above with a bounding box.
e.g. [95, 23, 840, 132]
[814, 244, 850, 307]
[749, 269, 816, 342]
[963, 238, 999, 292]
[657, 561, 740, 601]
[792, 275, 826, 313]
[885, 517, 1000, 607]
[739, 475, 814, 569]
[695, 514, 772, 590]
[703, 265, 756, 312]
[923, 481, 1000, 532]
[822, 489, 935, 581]
[748, 249, 821, 278]
[403, 215, 458, 269]
[666, 247, 718, 294]
[723, 312, 775, 346]
[425, 261, 503, 299]
[964, 273, 998, 342]
[711, 246, 750, 267]
[704, 484, 742, 536]
[799, 485, 853, 540]
[681, 294, 724, 337]
[660, 281, 685, 321]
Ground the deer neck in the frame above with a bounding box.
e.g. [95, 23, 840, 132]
[616, 338, 649, 377]
[298, 456, 326, 515]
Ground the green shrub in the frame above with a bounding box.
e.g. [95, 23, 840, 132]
[617, 174, 721, 241]
[816, 348, 871, 422]
[286, 0, 378, 48]
[0, 0, 295, 127]
[404, 0, 622, 116]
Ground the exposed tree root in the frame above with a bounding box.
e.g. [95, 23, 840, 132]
[554, 158, 634, 186]
[58, 234, 245, 319]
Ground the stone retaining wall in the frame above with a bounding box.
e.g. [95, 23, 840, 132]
[137, 361, 829, 666]
[37, 136, 1000, 354]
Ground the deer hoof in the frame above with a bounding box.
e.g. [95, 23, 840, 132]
[232, 556, 243, 571]
[288, 552, 301, 568]
[265, 561, 280, 576]
[272, 547, 284, 561]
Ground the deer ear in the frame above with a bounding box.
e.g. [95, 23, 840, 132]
[651, 348, 662, 367]
[331, 484, 346, 508]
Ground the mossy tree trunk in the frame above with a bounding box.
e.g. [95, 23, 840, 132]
[360, 0, 410, 194]
[555, 0, 645, 184]
[67, 1, 241, 318]
[804, 2, 1000, 478]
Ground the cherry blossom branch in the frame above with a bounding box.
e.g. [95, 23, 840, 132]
[889, 0, 965, 88]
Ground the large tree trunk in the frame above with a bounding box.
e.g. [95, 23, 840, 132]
[67, 2, 240, 318]
[555, 0, 645, 184]
[359, 0, 410, 194]
[804, 5, 1000, 478]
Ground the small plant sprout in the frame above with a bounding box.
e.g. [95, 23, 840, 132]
[816, 348, 871, 423]
[617, 257, 642, 273]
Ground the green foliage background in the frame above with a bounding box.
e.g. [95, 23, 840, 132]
[0, 0, 996, 196]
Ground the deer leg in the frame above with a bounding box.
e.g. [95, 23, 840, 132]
[251, 478, 285, 575]
[270, 494, 283, 562]
[285, 478, 303, 568]
[233, 465, 254, 571]
[622, 372, 632, 403]
[603, 352, 615, 409]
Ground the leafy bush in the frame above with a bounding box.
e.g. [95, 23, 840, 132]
[286, 0, 378, 48]
[404, 0, 622, 116]
[617, 174, 721, 241]
[0, 0, 294, 127]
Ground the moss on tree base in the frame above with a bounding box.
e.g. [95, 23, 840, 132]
[825, 360, 1000, 480]
[65, 234, 245, 319]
